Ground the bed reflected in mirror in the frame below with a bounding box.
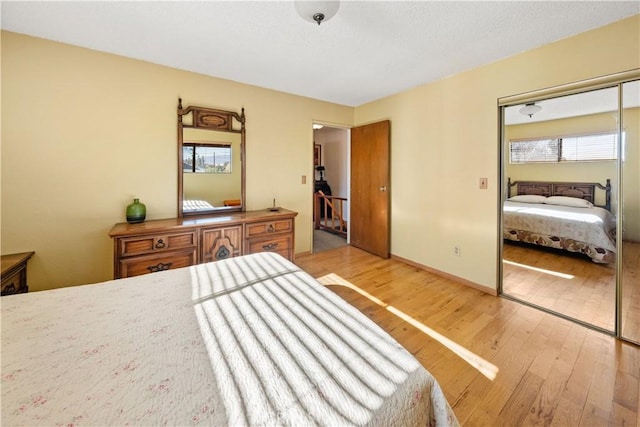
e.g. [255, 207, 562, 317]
[501, 87, 619, 332]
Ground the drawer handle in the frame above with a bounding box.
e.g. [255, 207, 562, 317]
[267, 224, 275, 233]
[216, 246, 231, 260]
[155, 239, 166, 249]
[262, 242, 279, 251]
[147, 262, 172, 273]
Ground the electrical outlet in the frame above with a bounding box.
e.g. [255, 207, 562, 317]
[479, 177, 488, 189]
[454, 246, 461, 256]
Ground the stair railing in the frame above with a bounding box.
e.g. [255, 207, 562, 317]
[314, 191, 347, 236]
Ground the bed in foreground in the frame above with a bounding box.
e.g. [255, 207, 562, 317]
[1, 252, 457, 426]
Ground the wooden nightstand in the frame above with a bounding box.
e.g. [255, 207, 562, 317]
[1, 252, 35, 296]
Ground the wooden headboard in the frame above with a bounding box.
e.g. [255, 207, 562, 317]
[507, 178, 611, 211]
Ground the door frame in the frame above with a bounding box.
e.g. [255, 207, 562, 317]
[310, 122, 351, 254]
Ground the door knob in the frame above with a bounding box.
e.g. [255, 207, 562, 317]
[379, 186, 387, 192]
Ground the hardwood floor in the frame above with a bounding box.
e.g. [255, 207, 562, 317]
[503, 240, 640, 340]
[622, 241, 640, 342]
[502, 241, 616, 331]
[295, 246, 640, 426]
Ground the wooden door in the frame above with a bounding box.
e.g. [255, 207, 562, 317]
[350, 120, 390, 258]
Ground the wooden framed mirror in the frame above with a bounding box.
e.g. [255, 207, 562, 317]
[177, 99, 246, 217]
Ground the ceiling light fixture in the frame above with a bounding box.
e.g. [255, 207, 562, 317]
[295, 0, 340, 26]
[519, 102, 542, 118]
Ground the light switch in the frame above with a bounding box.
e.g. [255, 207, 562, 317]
[302, 175, 307, 184]
[479, 177, 488, 189]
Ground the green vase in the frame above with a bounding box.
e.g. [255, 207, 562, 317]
[126, 198, 146, 224]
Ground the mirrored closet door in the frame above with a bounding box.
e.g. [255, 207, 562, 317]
[499, 71, 639, 342]
[621, 79, 640, 344]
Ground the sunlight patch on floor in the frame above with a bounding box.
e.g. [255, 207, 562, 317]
[317, 273, 499, 381]
[503, 259, 575, 279]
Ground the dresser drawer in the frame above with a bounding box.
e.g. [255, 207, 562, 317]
[245, 219, 292, 238]
[118, 249, 197, 278]
[118, 232, 197, 257]
[201, 225, 242, 263]
[246, 235, 292, 259]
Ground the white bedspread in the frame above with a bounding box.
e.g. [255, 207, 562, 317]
[183, 199, 216, 212]
[1, 252, 457, 426]
[504, 200, 616, 252]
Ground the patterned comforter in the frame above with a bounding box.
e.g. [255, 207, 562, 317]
[1, 252, 458, 426]
[503, 200, 616, 263]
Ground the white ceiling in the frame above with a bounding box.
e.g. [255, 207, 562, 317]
[504, 81, 640, 125]
[1, 1, 638, 107]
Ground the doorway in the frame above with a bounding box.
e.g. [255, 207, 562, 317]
[312, 124, 349, 253]
[310, 120, 392, 257]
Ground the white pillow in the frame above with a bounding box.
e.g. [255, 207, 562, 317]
[545, 196, 593, 208]
[508, 195, 547, 204]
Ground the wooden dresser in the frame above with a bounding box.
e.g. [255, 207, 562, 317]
[108, 209, 297, 279]
[1, 251, 35, 296]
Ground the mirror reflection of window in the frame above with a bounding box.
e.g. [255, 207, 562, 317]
[509, 132, 620, 164]
[183, 143, 232, 174]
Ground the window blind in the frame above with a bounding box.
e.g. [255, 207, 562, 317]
[509, 132, 618, 164]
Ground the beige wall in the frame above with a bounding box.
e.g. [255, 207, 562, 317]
[1, 31, 353, 291]
[353, 15, 639, 291]
[183, 173, 238, 206]
[2, 16, 638, 293]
